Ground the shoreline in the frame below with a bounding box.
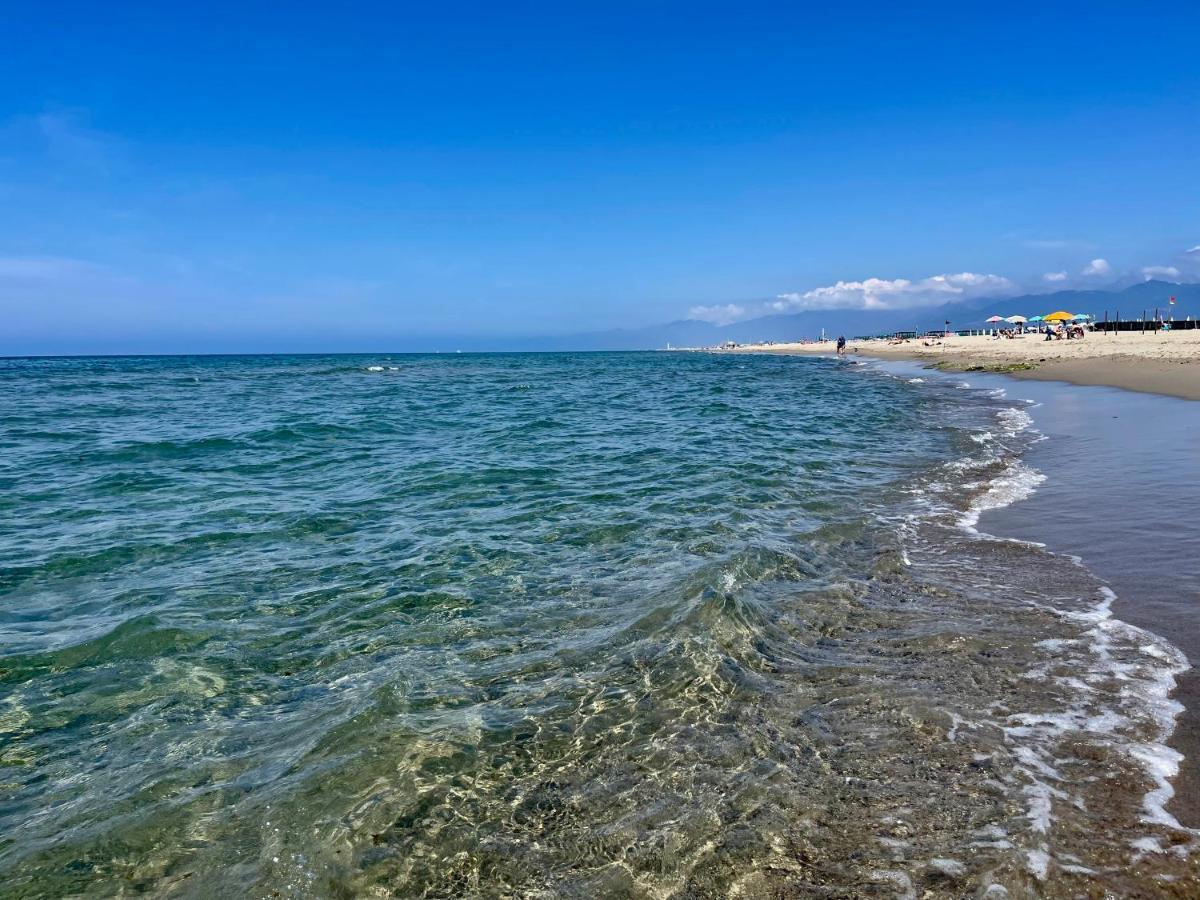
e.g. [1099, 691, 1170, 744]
[713, 347, 1200, 830]
[714, 331, 1200, 401]
[867, 357, 1200, 830]
[5, 352, 1199, 891]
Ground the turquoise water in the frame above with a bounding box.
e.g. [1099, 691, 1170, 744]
[0, 352, 1195, 897]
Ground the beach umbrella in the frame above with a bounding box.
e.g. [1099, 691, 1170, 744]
[986, 315, 1004, 323]
[1005, 315, 1027, 323]
[1071, 313, 1093, 321]
[1028, 315, 1044, 322]
[1044, 311, 1074, 322]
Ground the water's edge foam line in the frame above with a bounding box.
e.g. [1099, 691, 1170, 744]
[866, 357, 1197, 866]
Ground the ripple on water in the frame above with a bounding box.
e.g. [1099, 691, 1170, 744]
[0, 352, 1195, 896]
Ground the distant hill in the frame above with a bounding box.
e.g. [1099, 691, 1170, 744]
[538, 281, 1199, 350]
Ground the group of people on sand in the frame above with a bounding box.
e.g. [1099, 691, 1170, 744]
[1044, 322, 1086, 341]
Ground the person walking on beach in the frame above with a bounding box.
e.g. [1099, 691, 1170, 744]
[836, 335, 846, 355]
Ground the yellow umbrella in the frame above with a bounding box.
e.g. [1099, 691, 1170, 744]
[1043, 310, 1074, 322]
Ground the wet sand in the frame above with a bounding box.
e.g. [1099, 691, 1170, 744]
[1172, 671, 1200, 829]
[880, 362, 1200, 829]
[1012, 357, 1200, 401]
[726, 345, 1200, 828]
[727, 341, 1200, 830]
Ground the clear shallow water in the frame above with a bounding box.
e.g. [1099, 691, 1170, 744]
[0, 352, 1196, 897]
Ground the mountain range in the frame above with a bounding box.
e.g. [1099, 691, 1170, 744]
[531, 280, 1199, 351]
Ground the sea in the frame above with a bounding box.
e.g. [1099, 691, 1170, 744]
[0, 351, 1196, 898]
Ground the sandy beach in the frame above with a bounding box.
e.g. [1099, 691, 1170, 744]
[726, 329, 1200, 400]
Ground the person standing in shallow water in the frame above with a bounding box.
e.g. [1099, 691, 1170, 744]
[836, 335, 846, 355]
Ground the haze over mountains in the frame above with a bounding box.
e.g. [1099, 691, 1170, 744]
[13, 280, 1194, 356]
[533, 280, 1199, 351]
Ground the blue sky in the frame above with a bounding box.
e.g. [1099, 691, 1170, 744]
[2, 1, 1199, 353]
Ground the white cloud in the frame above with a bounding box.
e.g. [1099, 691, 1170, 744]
[1141, 265, 1181, 280]
[1043, 271, 1068, 282]
[1081, 258, 1111, 277]
[688, 302, 747, 325]
[773, 272, 1014, 313]
[688, 271, 1017, 324]
[1185, 245, 1200, 254]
